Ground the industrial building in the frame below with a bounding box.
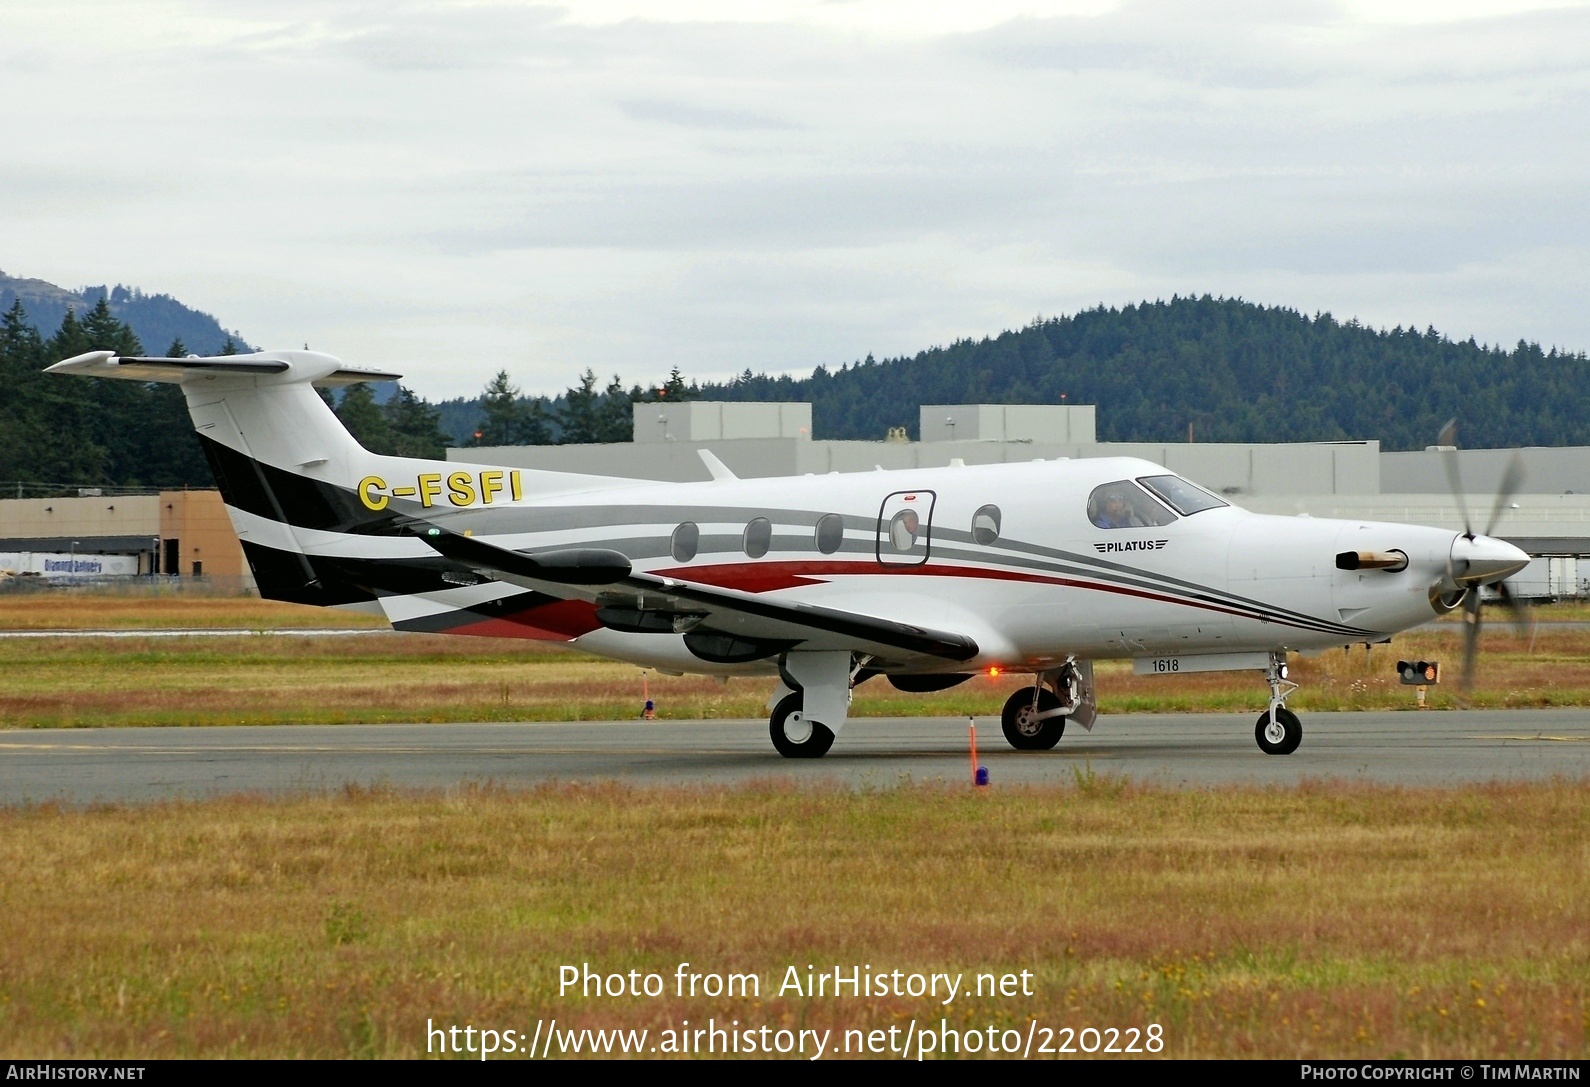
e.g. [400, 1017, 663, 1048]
[0, 489, 251, 589]
[1, 400, 1583, 599]
[457, 400, 1590, 600]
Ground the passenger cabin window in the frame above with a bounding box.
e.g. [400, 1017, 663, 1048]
[1087, 481, 1177, 530]
[815, 513, 844, 555]
[971, 504, 1001, 546]
[887, 509, 921, 552]
[671, 522, 699, 562]
[743, 517, 773, 558]
[1137, 474, 1228, 517]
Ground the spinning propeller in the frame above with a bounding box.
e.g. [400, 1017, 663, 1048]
[1435, 419, 1534, 691]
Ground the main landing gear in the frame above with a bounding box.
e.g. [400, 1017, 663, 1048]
[1001, 687, 1065, 750]
[1000, 659, 1096, 751]
[1255, 652, 1302, 755]
[769, 692, 835, 758]
[768, 651, 854, 759]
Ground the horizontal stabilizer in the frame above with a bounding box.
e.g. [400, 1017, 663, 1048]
[46, 350, 402, 387]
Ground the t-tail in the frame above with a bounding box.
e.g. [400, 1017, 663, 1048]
[46, 350, 625, 614]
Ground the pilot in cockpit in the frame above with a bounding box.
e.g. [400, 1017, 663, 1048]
[1092, 486, 1143, 529]
[1088, 481, 1176, 529]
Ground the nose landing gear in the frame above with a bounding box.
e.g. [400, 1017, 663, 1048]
[1255, 652, 1302, 755]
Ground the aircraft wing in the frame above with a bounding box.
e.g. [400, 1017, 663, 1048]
[412, 523, 979, 663]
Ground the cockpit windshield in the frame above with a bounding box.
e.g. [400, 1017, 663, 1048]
[1136, 475, 1228, 516]
[1087, 481, 1178, 529]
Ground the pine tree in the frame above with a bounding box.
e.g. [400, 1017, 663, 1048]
[594, 375, 633, 442]
[382, 385, 449, 459]
[473, 370, 550, 445]
[660, 365, 692, 400]
[558, 369, 601, 444]
[334, 384, 393, 452]
[219, 335, 238, 356]
[166, 338, 187, 358]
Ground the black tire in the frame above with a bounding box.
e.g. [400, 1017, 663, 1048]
[1001, 687, 1066, 751]
[769, 693, 836, 758]
[1255, 707, 1302, 755]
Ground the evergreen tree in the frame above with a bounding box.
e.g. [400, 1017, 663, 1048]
[166, 338, 187, 358]
[473, 370, 552, 445]
[381, 385, 450, 459]
[334, 383, 393, 452]
[558, 369, 601, 444]
[219, 335, 238, 356]
[593, 374, 633, 443]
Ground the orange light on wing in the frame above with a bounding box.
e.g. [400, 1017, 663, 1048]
[987, 666, 1000, 677]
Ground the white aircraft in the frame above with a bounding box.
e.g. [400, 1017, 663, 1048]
[49, 349, 1531, 758]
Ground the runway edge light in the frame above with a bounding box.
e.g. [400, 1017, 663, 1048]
[1397, 660, 1440, 685]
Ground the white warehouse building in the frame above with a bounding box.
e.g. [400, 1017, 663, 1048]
[454, 401, 1590, 600]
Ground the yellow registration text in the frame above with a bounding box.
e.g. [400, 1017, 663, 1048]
[357, 469, 522, 511]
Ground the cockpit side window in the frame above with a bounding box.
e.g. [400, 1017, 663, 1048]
[1137, 474, 1228, 516]
[1087, 480, 1178, 529]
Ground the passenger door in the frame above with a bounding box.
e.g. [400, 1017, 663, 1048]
[876, 490, 934, 566]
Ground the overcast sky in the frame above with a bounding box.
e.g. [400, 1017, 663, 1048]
[4, 0, 1588, 398]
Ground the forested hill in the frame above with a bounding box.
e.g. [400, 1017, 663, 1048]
[0, 272, 250, 358]
[700, 297, 1590, 451]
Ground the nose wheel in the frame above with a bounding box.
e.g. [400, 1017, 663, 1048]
[1255, 707, 1302, 755]
[1255, 652, 1302, 755]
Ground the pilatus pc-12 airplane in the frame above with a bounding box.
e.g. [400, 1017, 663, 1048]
[50, 348, 1532, 758]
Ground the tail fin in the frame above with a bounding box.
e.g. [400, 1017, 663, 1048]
[46, 350, 625, 610]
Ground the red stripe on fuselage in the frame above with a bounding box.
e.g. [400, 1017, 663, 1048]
[446, 598, 603, 641]
[652, 559, 1319, 630]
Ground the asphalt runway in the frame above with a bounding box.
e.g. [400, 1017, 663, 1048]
[2, 710, 1588, 805]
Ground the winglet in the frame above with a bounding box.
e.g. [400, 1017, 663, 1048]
[698, 449, 737, 481]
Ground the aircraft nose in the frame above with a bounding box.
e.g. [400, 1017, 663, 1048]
[1449, 534, 1531, 586]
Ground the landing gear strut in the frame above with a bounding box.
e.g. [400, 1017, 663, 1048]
[767, 650, 854, 759]
[1000, 659, 1093, 751]
[1255, 652, 1302, 755]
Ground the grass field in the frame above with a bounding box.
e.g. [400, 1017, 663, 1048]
[0, 593, 389, 631]
[2, 596, 1589, 728]
[0, 780, 1583, 1059]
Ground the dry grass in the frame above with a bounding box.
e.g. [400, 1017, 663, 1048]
[2, 595, 1589, 728]
[0, 780, 1583, 1058]
[0, 594, 388, 630]
[3, 626, 1590, 730]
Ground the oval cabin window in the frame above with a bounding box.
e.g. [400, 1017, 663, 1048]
[971, 504, 1001, 545]
[888, 510, 920, 552]
[815, 514, 844, 555]
[743, 517, 772, 559]
[671, 522, 699, 562]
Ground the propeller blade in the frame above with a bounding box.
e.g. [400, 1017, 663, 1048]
[1494, 579, 1535, 647]
[1460, 585, 1482, 692]
[1437, 418, 1473, 539]
[1483, 452, 1527, 538]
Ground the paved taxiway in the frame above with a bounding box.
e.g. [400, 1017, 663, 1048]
[2, 710, 1587, 804]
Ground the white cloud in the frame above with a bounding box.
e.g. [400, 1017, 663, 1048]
[2, 0, 1588, 398]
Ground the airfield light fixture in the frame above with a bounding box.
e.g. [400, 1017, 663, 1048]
[1397, 660, 1440, 685]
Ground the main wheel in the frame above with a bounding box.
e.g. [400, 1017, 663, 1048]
[1255, 707, 1302, 755]
[1001, 687, 1066, 750]
[769, 693, 836, 758]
